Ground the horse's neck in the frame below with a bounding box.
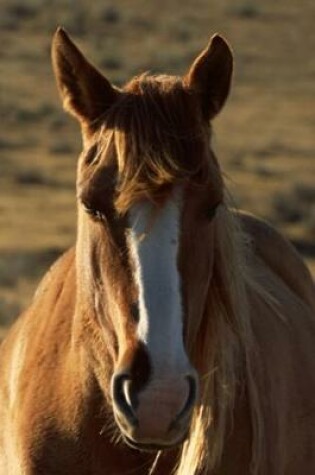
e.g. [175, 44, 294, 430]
[23, 249, 100, 415]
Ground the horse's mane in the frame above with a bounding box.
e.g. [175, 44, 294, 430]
[176, 205, 266, 475]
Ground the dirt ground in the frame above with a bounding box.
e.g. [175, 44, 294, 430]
[0, 0, 314, 332]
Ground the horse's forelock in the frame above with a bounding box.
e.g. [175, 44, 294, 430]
[92, 74, 215, 214]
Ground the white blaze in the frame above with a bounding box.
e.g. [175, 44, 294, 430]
[128, 188, 188, 374]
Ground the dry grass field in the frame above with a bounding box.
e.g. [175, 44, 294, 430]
[0, 0, 314, 334]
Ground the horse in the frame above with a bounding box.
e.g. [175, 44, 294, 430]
[0, 27, 315, 475]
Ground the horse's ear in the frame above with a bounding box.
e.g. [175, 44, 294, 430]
[185, 34, 233, 121]
[51, 27, 119, 126]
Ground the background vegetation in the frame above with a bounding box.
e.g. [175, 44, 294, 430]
[1, 0, 314, 335]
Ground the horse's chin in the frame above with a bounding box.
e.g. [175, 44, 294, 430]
[121, 432, 188, 452]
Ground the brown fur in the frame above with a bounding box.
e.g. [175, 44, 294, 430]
[0, 29, 315, 475]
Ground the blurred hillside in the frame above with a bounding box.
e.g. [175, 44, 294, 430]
[0, 0, 314, 332]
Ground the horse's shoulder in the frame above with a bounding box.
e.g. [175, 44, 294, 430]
[236, 210, 315, 310]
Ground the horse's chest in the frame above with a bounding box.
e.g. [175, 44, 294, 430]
[26, 435, 176, 475]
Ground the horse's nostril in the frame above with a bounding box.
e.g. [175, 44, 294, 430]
[169, 375, 198, 431]
[112, 373, 138, 427]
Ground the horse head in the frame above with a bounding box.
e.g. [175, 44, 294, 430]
[52, 28, 232, 451]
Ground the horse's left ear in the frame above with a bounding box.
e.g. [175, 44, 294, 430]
[185, 34, 233, 121]
[51, 27, 119, 128]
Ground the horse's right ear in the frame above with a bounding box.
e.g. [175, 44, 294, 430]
[51, 28, 119, 127]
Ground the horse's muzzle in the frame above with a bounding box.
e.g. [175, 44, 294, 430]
[111, 371, 198, 448]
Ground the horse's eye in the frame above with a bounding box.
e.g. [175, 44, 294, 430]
[82, 204, 104, 222]
[84, 143, 99, 166]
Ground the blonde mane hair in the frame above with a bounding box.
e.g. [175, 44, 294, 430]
[174, 204, 266, 475]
